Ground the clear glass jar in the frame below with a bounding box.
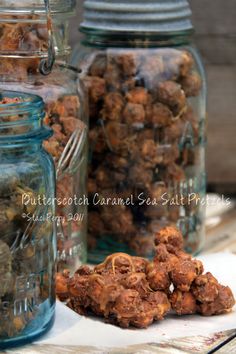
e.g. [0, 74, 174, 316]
[0, 91, 56, 348]
[72, 1, 207, 263]
[0, 0, 88, 272]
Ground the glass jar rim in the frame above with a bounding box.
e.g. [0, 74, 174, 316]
[0, 0, 76, 16]
[0, 90, 52, 142]
[0, 90, 44, 115]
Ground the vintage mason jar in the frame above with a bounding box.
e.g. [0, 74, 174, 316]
[0, 0, 88, 272]
[72, 0, 207, 262]
[0, 91, 56, 347]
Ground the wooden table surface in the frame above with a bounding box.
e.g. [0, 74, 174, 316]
[3, 203, 236, 354]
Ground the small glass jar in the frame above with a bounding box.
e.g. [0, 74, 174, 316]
[0, 0, 88, 272]
[73, 0, 207, 262]
[0, 91, 56, 348]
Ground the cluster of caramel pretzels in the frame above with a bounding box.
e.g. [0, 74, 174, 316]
[56, 227, 235, 328]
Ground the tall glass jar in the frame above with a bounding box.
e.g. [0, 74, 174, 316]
[0, 0, 88, 272]
[0, 91, 56, 348]
[72, 0, 207, 263]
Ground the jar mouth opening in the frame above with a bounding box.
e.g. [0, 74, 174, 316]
[0, 90, 52, 142]
[0, 90, 43, 113]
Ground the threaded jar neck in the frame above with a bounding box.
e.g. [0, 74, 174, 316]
[0, 91, 52, 143]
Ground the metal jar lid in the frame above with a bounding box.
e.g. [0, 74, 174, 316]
[81, 0, 193, 33]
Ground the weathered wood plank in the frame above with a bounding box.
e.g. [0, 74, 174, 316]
[205, 208, 236, 254]
[206, 65, 236, 186]
[3, 330, 236, 354]
[216, 337, 236, 353]
[190, 0, 236, 35]
[195, 37, 236, 65]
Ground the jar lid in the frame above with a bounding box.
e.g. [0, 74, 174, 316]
[0, 0, 76, 15]
[81, 0, 193, 33]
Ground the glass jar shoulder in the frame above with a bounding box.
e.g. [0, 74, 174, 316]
[74, 44, 206, 128]
[0, 65, 80, 99]
[73, 43, 205, 76]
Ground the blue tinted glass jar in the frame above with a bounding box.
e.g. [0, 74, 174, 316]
[0, 0, 88, 273]
[0, 91, 56, 348]
[72, 0, 207, 262]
